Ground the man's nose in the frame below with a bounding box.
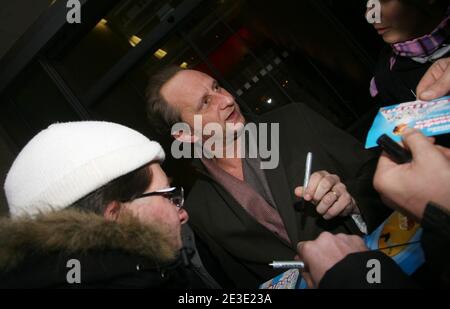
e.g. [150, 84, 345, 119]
[213, 92, 234, 109]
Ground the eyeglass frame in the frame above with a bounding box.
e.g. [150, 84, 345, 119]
[122, 186, 184, 208]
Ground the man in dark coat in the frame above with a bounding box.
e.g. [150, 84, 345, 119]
[146, 67, 390, 288]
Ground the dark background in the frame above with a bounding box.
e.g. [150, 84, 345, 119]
[0, 0, 386, 216]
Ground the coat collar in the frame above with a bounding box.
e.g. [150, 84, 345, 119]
[0, 209, 178, 272]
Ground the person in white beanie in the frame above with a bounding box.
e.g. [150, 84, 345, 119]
[0, 121, 218, 288]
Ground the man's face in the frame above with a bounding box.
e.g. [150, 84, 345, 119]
[161, 70, 245, 142]
[122, 162, 188, 251]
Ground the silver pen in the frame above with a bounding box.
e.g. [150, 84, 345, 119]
[269, 261, 305, 270]
[303, 152, 313, 189]
[296, 152, 313, 211]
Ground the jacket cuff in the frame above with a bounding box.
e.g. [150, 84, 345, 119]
[422, 203, 450, 240]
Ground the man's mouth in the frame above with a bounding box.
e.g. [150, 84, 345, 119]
[226, 109, 236, 121]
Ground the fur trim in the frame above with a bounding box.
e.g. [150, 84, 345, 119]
[0, 209, 177, 271]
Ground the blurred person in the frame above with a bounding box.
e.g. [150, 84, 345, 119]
[368, 0, 449, 105]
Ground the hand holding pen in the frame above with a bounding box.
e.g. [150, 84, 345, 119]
[295, 232, 368, 288]
[374, 129, 450, 222]
[294, 152, 359, 220]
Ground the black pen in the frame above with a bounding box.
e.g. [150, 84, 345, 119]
[376, 134, 412, 164]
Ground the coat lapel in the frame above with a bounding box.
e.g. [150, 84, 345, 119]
[193, 160, 293, 250]
[262, 158, 299, 247]
[253, 116, 299, 247]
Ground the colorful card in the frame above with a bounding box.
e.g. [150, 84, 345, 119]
[260, 211, 425, 289]
[365, 96, 450, 148]
[259, 268, 307, 289]
[364, 211, 424, 275]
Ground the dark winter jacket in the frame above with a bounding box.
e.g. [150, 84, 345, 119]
[0, 209, 208, 288]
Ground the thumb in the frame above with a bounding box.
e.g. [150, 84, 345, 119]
[401, 128, 432, 158]
[419, 71, 450, 100]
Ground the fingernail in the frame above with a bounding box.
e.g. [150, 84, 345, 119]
[304, 194, 311, 200]
[421, 90, 434, 100]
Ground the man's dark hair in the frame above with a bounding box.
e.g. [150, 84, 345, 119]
[71, 164, 152, 215]
[146, 65, 185, 135]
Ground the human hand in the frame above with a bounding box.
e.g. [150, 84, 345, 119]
[373, 128, 450, 221]
[295, 171, 358, 220]
[297, 232, 368, 288]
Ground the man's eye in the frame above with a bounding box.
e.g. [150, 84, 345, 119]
[213, 84, 220, 91]
[203, 97, 210, 105]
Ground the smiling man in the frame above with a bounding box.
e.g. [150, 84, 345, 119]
[146, 66, 390, 288]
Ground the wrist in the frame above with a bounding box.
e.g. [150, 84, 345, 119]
[403, 195, 428, 222]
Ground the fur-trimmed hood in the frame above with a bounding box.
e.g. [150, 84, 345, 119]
[0, 209, 178, 272]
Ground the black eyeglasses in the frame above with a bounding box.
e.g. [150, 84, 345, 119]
[126, 187, 184, 208]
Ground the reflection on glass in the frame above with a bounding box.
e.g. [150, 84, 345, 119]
[51, 0, 372, 131]
[50, 0, 185, 95]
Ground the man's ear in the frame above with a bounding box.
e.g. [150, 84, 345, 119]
[172, 129, 199, 143]
[103, 201, 121, 221]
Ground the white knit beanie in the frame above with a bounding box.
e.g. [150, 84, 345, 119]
[4, 121, 165, 218]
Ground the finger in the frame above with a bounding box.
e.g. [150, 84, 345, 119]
[417, 58, 450, 100]
[339, 200, 356, 217]
[416, 65, 440, 99]
[401, 128, 434, 157]
[331, 182, 347, 196]
[331, 183, 353, 215]
[316, 191, 338, 216]
[419, 65, 450, 100]
[304, 171, 328, 201]
[330, 182, 355, 217]
[313, 174, 340, 202]
[323, 192, 352, 220]
[373, 151, 399, 192]
[294, 186, 304, 198]
[377, 151, 398, 170]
